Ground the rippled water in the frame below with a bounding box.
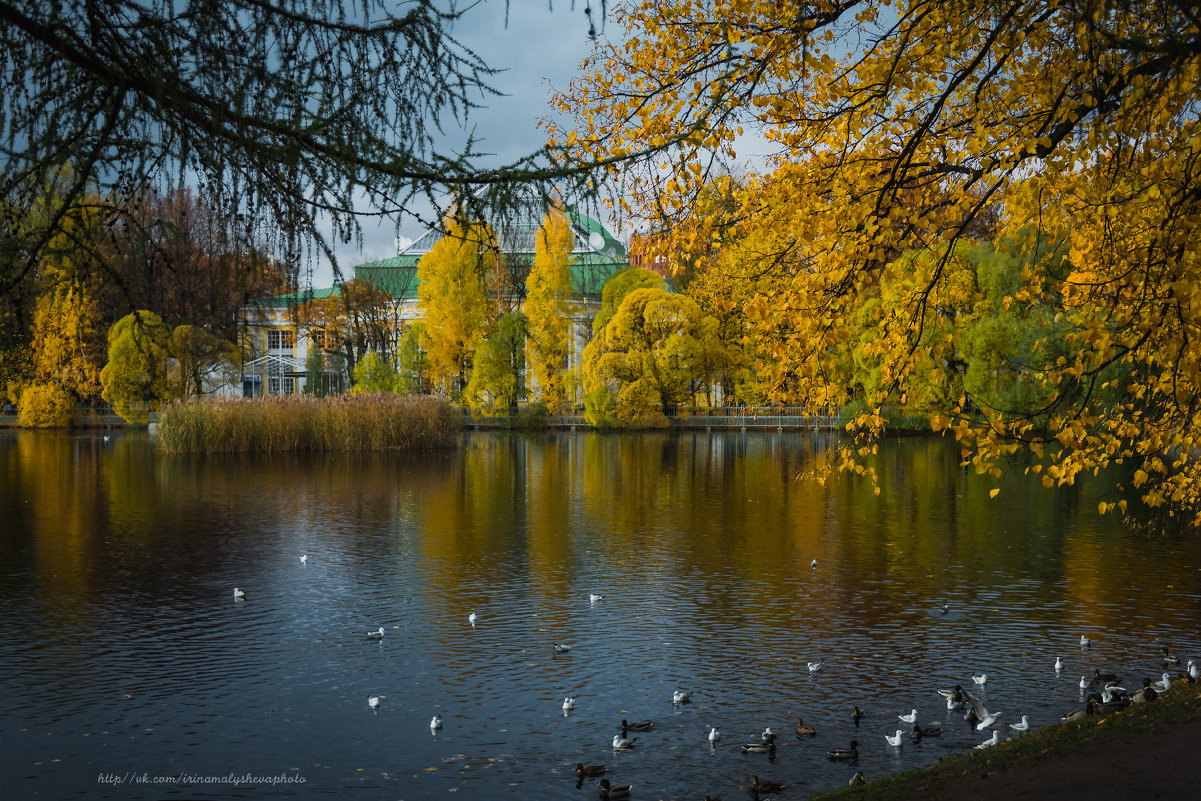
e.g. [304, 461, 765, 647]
[2, 429, 1200, 799]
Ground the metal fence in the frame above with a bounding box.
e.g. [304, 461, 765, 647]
[463, 407, 840, 432]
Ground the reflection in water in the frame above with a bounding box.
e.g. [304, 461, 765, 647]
[1, 429, 1199, 800]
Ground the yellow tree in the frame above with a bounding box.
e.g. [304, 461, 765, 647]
[417, 215, 497, 399]
[100, 311, 173, 425]
[524, 202, 576, 413]
[559, 1, 1201, 524]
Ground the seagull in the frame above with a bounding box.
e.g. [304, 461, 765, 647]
[590, 593, 604, 602]
[972, 674, 988, 686]
[1188, 659, 1200, 683]
[807, 661, 823, 672]
[811, 559, 818, 568]
[1080, 635, 1091, 648]
[553, 642, 572, 653]
[898, 709, 918, 724]
[366, 627, 385, 639]
[1079, 676, 1088, 689]
[885, 729, 904, 747]
[299, 553, 308, 564]
[1055, 657, 1064, 672]
[563, 697, 576, 711]
[468, 611, 477, 626]
[673, 690, 693, 704]
[1153, 673, 1172, 693]
[367, 694, 380, 710]
[232, 588, 245, 598]
[430, 714, 442, 729]
[612, 733, 638, 749]
[975, 730, 1000, 749]
[1010, 715, 1030, 732]
[965, 689, 1001, 730]
[708, 726, 720, 742]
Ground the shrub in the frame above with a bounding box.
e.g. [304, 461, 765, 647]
[17, 383, 76, 428]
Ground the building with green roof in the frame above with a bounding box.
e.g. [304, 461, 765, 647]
[235, 206, 629, 397]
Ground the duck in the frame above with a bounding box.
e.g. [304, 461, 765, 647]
[366, 627, 385, 639]
[1054, 656, 1064, 672]
[1161, 646, 1183, 666]
[1061, 700, 1098, 722]
[620, 719, 655, 732]
[794, 717, 816, 737]
[299, 553, 308, 564]
[553, 642, 572, 653]
[708, 726, 720, 742]
[898, 708, 918, 724]
[975, 730, 1000, 749]
[672, 690, 693, 704]
[367, 694, 380, 710]
[911, 723, 942, 739]
[937, 684, 964, 704]
[965, 690, 1001, 730]
[761, 727, 774, 740]
[1131, 678, 1159, 704]
[596, 778, 632, 799]
[885, 729, 904, 747]
[1153, 673, 1172, 693]
[430, 714, 442, 729]
[852, 706, 864, 725]
[1091, 669, 1120, 686]
[741, 733, 776, 753]
[1080, 634, 1092, 647]
[612, 733, 638, 749]
[232, 588, 245, 598]
[749, 775, 786, 794]
[563, 696, 577, 711]
[971, 673, 988, 686]
[826, 740, 859, 761]
[468, 611, 477, 626]
[807, 661, 823, 672]
[964, 707, 979, 727]
[576, 763, 606, 777]
[849, 771, 867, 787]
[1009, 715, 1030, 732]
[590, 593, 604, 602]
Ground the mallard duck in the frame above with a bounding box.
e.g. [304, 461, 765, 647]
[911, 723, 942, 739]
[575, 763, 606, 778]
[672, 690, 693, 704]
[430, 714, 442, 729]
[852, 706, 864, 725]
[1009, 715, 1029, 732]
[553, 642, 572, 653]
[826, 740, 859, 761]
[612, 733, 638, 749]
[620, 719, 654, 732]
[1160, 646, 1182, 666]
[795, 717, 816, 736]
[1131, 678, 1159, 704]
[1091, 669, 1120, 685]
[596, 778, 632, 799]
[885, 729, 904, 747]
[898, 708, 918, 724]
[974, 730, 1000, 749]
[741, 733, 776, 753]
[366, 627, 385, 639]
[232, 587, 245, 598]
[749, 775, 786, 794]
[1061, 700, 1097, 722]
[937, 684, 964, 704]
[849, 771, 867, 787]
[964, 707, 979, 727]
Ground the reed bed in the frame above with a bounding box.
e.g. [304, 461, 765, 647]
[157, 394, 459, 453]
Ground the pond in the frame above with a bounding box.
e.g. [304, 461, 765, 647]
[2, 429, 1200, 799]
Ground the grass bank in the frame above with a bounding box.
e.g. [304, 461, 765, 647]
[157, 393, 458, 453]
[813, 678, 1201, 799]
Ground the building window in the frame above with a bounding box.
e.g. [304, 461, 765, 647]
[268, 376, 281, 394]
[310, 329, 326, 352]
[267, 329, 295, 351]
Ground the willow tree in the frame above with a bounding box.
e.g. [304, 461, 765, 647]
[100, 310, 173, 425]
[558, 0, 1201, 524]
[417, 216, 496, 399]
[524, 202, 576, 413]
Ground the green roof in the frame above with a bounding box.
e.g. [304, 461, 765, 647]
[247, 286, 342, 308]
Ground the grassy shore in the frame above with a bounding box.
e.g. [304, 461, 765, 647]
[157, 393, 458, 453]
[813, 678, 1201, 799]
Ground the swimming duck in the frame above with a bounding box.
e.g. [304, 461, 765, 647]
[885, 729, 904, 747]
[612, 733, 638, 749]
[367, 694, 380, 710]
[849, 771, 867, 787]
[596, 778, 632, 799]
[1054, 657, 1064, 672]
[911, 723, 942, 739]
[233, 588, 245, 598]
[898, 708, 918, 724]
[1009, 715, 1030, 732]
[964, 707, 979, 727]
[620, 719, 654, 732]
[761, 727, 774, 740]
[795, 717, 816, 737]
[749, 775, 786, 794]
[826, 740, 859, 761]
[971, 674, 988, 686]
[807, 661, 823, 672]
[672, 690, 693, 704]
[975, 730, 1000, 749]
[1161, 646, 1182, 666]
[852, 706, 864, 725]
[937, 685, 964, 704]
[741, 733, 776, 753]
[366, 627, 385, 639]
[430, 714, 442, 729]
[576, 763, 607, 778]
[553, 642, 572, 653]
[468, 611, 477, 626]
[563, 697, 577, 711]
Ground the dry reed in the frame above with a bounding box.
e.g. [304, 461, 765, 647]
[157, 394, 458, 453]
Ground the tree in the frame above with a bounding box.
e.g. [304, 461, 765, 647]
[465, 311, 527, 416]
[350, 351, 400, 394]
[170, 324, 241, 398]
[417, 215, 496, 399]
[100, 310, 173, 425]
[524, 202, 576, 413]
[560, 1, 1201, 524]
[304, 344, 326, 396]
[580, 267, 665, 423]
[395, 323, 429, 394]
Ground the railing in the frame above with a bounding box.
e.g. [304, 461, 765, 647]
[462, 406, 841, 432]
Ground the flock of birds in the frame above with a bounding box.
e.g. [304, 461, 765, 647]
[233, 561, 1201, 799]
